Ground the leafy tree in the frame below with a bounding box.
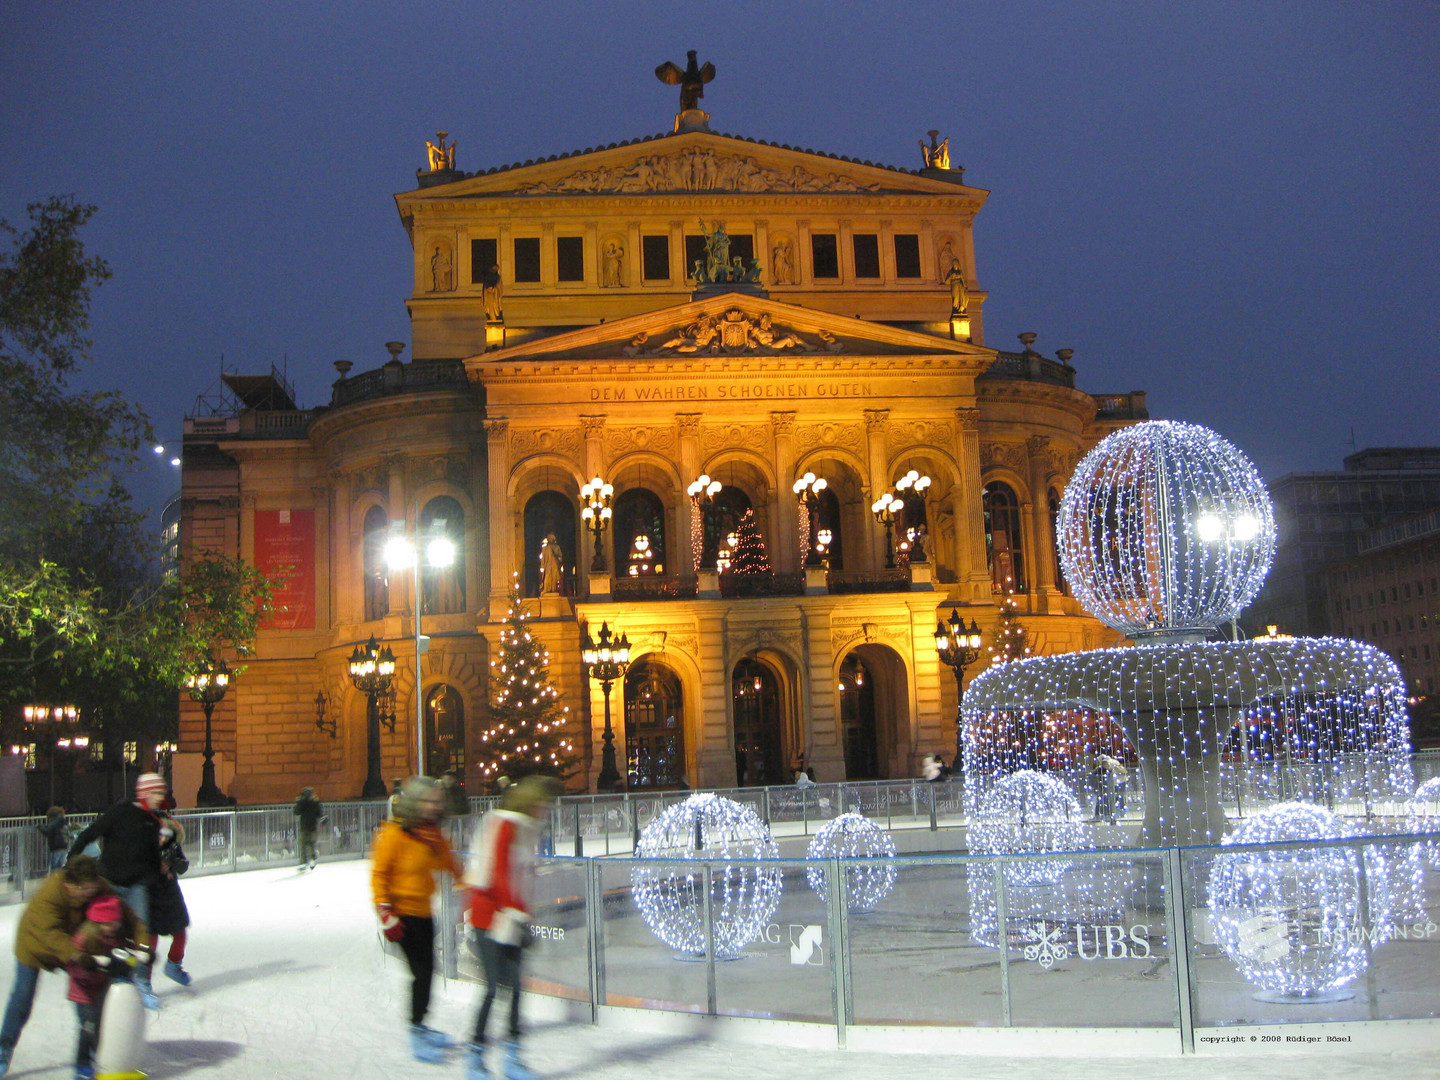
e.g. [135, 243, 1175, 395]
[478, 583, 575, 786]
[727, 508, 770, 575]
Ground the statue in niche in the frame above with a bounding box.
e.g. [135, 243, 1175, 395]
[539, 533, 563, 594]
[944, 258, 969, 315]
[920, 130, 951, 170]
[480, 264, 503, 322]
[425, 131, 456, 172]
[430, 244, 453, 292]
[601, 241, 625, 287]
[700, 220, 731, 283]
[771, 238, 793, 284]
[937, 238, 957, 284]
[654, 50, 715, 113]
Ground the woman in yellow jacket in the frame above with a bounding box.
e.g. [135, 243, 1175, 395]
[371, 775, 464, 1063]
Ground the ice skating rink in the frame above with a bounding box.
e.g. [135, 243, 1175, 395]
[0, 860, 1435, 1080]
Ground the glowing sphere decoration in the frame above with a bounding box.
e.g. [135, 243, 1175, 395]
[630, 793, 782, 956]
[805, 812, 898, 911]
[1208, 802, 1390, 1001]
[1056, 421, 1275, 639]
[1405, 776, 1440, 869]
[968, 770, 1090, 887]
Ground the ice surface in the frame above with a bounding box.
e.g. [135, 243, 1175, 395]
[0, 861, 1433, 1079]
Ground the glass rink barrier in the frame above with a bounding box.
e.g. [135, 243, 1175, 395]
[429, 830, 1440, 1054]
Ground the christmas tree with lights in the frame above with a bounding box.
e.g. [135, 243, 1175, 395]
[480, 579, 576, 784]
[727, 508, 770, 575]
[988, 585, 1031, 665]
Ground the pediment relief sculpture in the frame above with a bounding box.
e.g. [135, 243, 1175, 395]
[622, 309, 844, 357]
[515, 148, 881, 195]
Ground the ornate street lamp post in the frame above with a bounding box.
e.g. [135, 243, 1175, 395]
[581, 622, 631, 792]
[934, 608, 983, 756]
[22, 705, 83, 808]
[580, 477, 615, 572]
[184, 657, 233, 807]
[687, 474, 721, 569]
[348, 636, 397, 799]
[871, 491, 905, 569]
[792, 471, 828, 568]
[895, 468, 931, 563]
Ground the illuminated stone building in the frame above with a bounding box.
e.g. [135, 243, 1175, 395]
[178, 83, 1147, 804]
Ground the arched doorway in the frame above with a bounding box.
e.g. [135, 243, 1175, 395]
[523, 490, 576, 597]
[838, 653, 877, 777]
[424, 684, 465, 776]
[732, 656, 783, 786]
[624, 659, 685, 788]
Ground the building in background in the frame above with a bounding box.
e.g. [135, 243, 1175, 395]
[177, 75, 1147, 803]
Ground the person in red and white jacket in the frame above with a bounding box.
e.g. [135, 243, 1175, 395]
[463, 774, 560, 1080]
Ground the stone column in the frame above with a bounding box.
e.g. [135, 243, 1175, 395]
[864, 409, 890, 571]
[676, 413, 701, 582]
[1027, 435, 1058, 609]
[483, 418, 510, 614]
[954, 407, 991, 603]
[579, 415, 608, 593]
[771, 411, 799, 573]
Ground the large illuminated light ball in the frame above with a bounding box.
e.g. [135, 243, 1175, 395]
[805, 812, 898, 910]
[1057, 420, 1275, 638]
[630, 793, 782, 956]
[1405, 776, 1440, 868]
[968, 770, 1090, 887]
[1208, 802, 1387, 1001]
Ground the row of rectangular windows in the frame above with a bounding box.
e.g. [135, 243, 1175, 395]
[1337, 577, 1440, 611]
[469, 232, 926, 285]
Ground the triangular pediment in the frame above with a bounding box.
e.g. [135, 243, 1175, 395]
[399, 130, 985, 203]
[469, 293, 992, 367]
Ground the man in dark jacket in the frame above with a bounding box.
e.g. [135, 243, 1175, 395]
[68, 772, 168, 1008]
[0, 856, 126, 1075]
[293, 787, 325, 871]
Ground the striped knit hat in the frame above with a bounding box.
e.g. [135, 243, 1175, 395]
[135, 773, 167, 797]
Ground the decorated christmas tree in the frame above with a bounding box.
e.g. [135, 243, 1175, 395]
[988, 585, 1032, 665]
[727, 507, 770, 575]
[479, 578, 576, 784]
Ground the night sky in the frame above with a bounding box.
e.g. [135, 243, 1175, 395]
[3, 2, 1437, 524]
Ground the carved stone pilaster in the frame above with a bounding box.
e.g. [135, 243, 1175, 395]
[863, 408, 890, 433]
[676, 412, 702, 436]
[579, 415, 606, 437]
[954, 407, 981, 431]
[483, 418, 509, 444]
[770, 410, 796, 436]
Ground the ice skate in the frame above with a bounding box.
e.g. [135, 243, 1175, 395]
[465, 1042, 491, 1079]
[409, 1024, 445, 1063]
[163, 959, 192, 986]
[133, 968, 160, 1011]
[416, 1025, 453, 1049]
[501, 1041, 536, 1080]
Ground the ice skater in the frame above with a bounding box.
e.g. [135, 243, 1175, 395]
[293, 787, 325, 870]
[151, 812, 193, 987]
[39, 807, 73, 871]
[66, 894, 145, 1080]
[464, 774, 561, 1080]
[371, 776, 464, 1063]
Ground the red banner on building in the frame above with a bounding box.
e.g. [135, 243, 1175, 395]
[254, 509, 315, 631]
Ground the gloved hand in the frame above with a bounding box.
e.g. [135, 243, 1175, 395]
[93, 953, 113, 969]
[487, 907, 527, 947]
[378, 904, 404, 942]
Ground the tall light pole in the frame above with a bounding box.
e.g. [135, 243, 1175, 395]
[580, 477, 614, 572]
[687, 474, 721, 569]
[792, 471, 828, 567]
[385, 513, 457, 776]
[184, 658, 232, 806]
[348, 636, 396, 799]
[934, 608, 983, 759]
[581, 622, 631, 792]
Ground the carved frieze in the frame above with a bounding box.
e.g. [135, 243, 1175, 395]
[792, 422, 865, 458]
[515, 149, 881, 195]
[980, 441, 1027, 473]
[629, 308, 841, 357]
[830, 620, 908, 655]
[510, 426, 583, 460]
[604, 425, 677, 458]
[889, 419, 958, 455]
[701, 422, 770, 455]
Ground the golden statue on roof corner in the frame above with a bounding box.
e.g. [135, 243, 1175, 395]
[425, 131, 456, 172]
[920, 130, 951, 171]
[655, 50, 715, 113]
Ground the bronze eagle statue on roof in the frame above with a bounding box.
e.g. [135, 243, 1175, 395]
[655, 50, 715, 113]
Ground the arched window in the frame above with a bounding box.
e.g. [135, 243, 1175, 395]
[363, 505, 390, 620]
[523, 491, 576, 597]
[816, 487, 843, 570]
[624, 660, 685, 788]
[703, 485, 752, 569]
[1048, 488, 1067, 595]
[421, 496, 465, 614]
[983, 481, 1026, 592]
[613, 488, 667, 577]
[424, 684, 465, 776]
